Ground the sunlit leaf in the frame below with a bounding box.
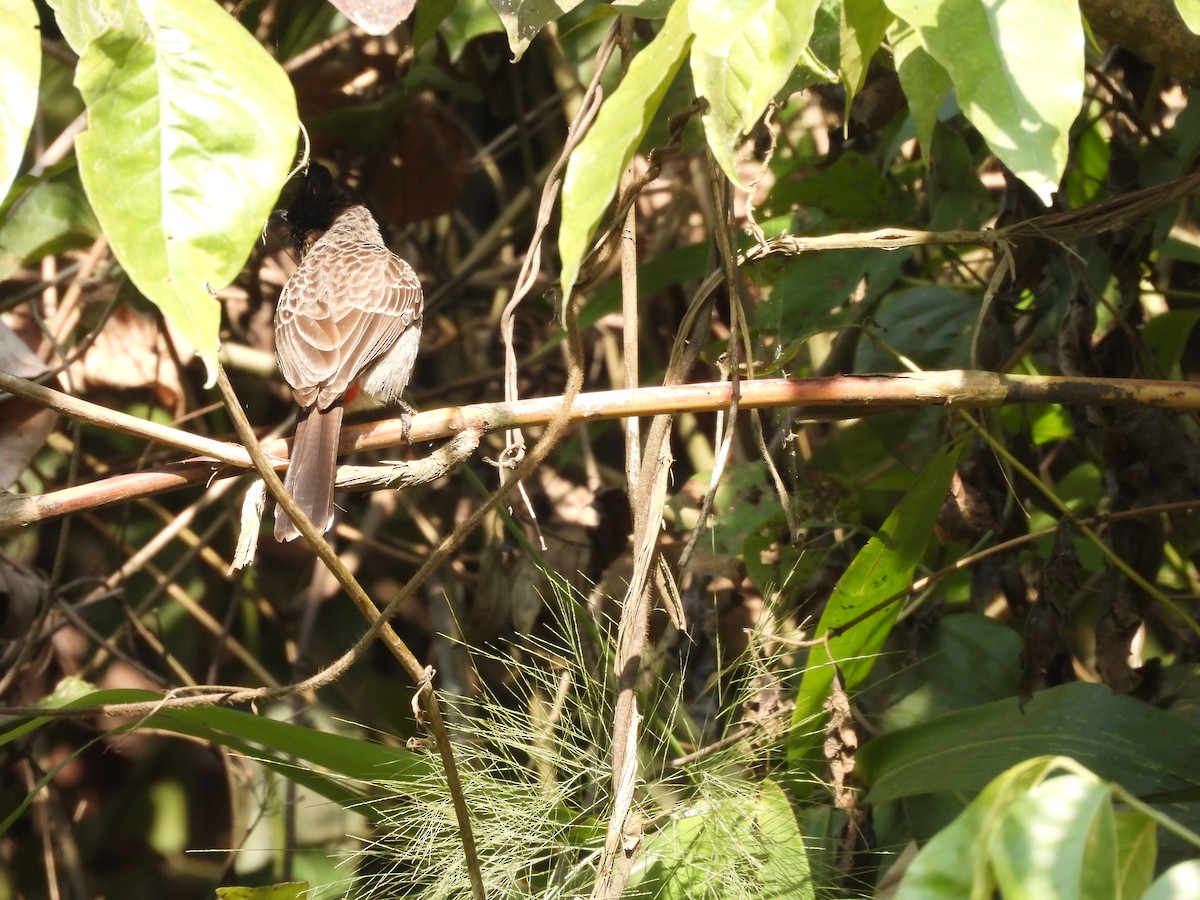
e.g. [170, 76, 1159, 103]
[1177, 0, 1200, 34]
[895, 756, 1060, 900]
[1144, 860, 1200, 900]
[635, 780, 815, 899]
[990, 774, 1118, 900]
[559, 1, 692, 300]
[0, 0, 41, 204]
[897, 759, 1164, 900]
[51, 0, 298, 385]
[690, 0, 821, 186]
[883, 0, 1084, 203]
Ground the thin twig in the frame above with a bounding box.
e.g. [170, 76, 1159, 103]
[213, 367, 487, 900]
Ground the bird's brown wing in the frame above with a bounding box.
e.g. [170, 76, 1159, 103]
[275, 241, 421, 409]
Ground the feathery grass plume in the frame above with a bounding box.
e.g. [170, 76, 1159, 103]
[346, 569, 821, 898]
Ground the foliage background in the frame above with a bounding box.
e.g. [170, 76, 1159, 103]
[2, 0, 1200, 897]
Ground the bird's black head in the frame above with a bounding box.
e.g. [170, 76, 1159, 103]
[281, 163, 364, 254]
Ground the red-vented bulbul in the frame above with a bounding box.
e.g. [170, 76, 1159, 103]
[273, 163, 423, 542]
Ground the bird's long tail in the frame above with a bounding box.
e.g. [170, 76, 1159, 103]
[274, 401, 344, 542]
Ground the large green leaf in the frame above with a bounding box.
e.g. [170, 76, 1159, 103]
[51, 0, 298, 385]
[859, 614, 1022, 734]
[882, 0, 1084, 204]
[896, 758, 1161, 900]
[858, 681, 1200, 803]
[990, 775, 1118, 900]
[0, 0, 41, 204]
[856, 285, 978, 372]
[788, 441, 959, 764]
[896, 757, 1059, 900]
[559, 1, 692, 301]
[690, 0, 821, 186]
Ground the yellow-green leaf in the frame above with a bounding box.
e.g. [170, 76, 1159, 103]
[216, 884, 309, 900]
[883, 0, 1084, 204]
[0, 0, 41, 204]
[57, 0, 298, 385]
[559, 1, 692, 301]
[690, 0, 821, 186]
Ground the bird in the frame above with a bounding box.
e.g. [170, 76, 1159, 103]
[272, 163, 423, 542]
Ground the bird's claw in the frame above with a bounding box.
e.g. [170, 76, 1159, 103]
[398, 401, 416, 443]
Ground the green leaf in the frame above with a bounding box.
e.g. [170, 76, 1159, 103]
[0, 687, 432, 826]
[1177, 0, 1200, 34]
[770, 149, 908, 227]
[990, 774, 1117, 900]
[898, 760, 1164, 900]
[896, 757, 1061, 900]
[0, 0, 41, 204]
[857, 682, 1200, 803]
[488, 0, 586, 61]
[215, 884, 309, 900]
[636, 780, 815, 899]
[882, 0, 1084, 204]
[0, 165, 100, 280]
[755, 247, 908, 335]
[1144, 860, 1200, 900]
[54, 0, 298, 385]
[840, 0, 893, 109]
[413, 0, 456, 50]
[1143, 308, 1200, 377]
[150, 702, 430, 787]
[755, 780, 816, 897]
[690, 0, 822, 186]
[48, 0, 108, 52]
[1113, 810, 1157, 899]
[888, 18, 952, 159]
[856, 285, 979, 371]
[860, 614, 1022, 733]
[441, 0, 505, 62]
[788, 440, 959, 764]
[559, 2, 693, 300]
[612, 0, 675, 15]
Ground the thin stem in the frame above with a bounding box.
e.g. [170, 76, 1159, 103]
[213, 367, 486, 900]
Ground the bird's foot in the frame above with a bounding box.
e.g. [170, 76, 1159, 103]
[398, 401, 416, 443]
